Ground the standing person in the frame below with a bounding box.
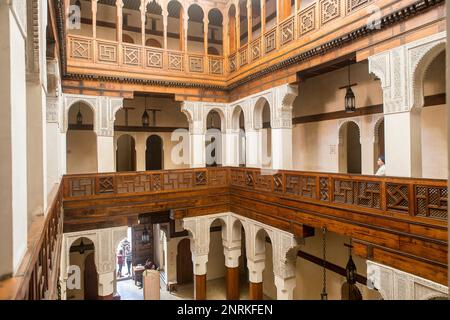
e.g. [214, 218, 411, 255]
[125, 248, 132, 276]
[117, 249, 124, 278]
[375, 155, 386, 176]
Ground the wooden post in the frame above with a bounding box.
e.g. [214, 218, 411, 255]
[261, 0, 266, 34]
[194, 274, 207, 300]
[204, 17, 209, 56]
[163, 9, 168, 50]
[116, 0, 123, 43]
[179, 9, 185, 51]
[92, 0, 97, 39]
[236, 2, 241, 49]
[249, 282, 263, 300]
[140, 0, 145, 46]
[247, 0, 252, 44]
[226, 267, 240, 300]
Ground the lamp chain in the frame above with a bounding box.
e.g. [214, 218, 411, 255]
[321, 226, 328, 300]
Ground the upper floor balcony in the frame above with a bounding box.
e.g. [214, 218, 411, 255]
[64, 0, 441, 91]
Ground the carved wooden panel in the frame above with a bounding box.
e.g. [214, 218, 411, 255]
[347, 0, 372, 13]
[255, 172, 273, 192]
[195, 170, 208, 186]
[116, 174, 152, 194]
[230, 169, 246, 187]
[209, 57, 223, 75]
[251, 37, 262, 61]
[334, 179, 381, 209]
[285, 174, 316, 199]
[280, 16, 295, 47]
[189, 55, 204, 73]
[209, 169, 228, 187]
[146, 49, 163, 69]
[168, 52, 183, 71]
[386, 183, 409, 213]
[264, 28, 277, 54]
[228, 54, 237, 73]
[97, 176, 115, 194]
[415, 186, 448, 219]
[239, 46, 248, 67]
[123, 45, 142, 66]
[246, 171, 255, 188]
[151, 173, 162, 191]
[320, 177, 329, 201]
[97, 41, 117, 63]
[299, 4, 316, 36]
[273, 174, 284, 193]
[320, 0, 341, 25]
[70, 178, 95, 197]
[70, 37, 92, 60]
[163, 172, 194, 190]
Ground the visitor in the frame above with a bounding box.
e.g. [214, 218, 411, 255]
[375, 155, 386, 176]
[117, 249, 124, 278]
[125, 248, 132, 276]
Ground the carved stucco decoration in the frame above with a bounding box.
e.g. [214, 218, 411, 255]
[368, 32, 446, 115]
[63, 94, 123, 136]
[367, 260, 448, 300]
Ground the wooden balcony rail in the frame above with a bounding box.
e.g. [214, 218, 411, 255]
[68, 35, 224, 77]
[62, 167, 448, 223]
[0, 183, 64, 300]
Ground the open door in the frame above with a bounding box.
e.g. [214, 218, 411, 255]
[132, 224, 154, 267]
[84, 252, 98, 300]
[177, 238, 193, 284]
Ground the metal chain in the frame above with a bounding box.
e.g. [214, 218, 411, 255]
[321, 226, 328, 300]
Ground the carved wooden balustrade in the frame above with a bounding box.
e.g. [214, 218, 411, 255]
[0, 184, 64, 300]
[65, 0, 439, 85]
[62, 166, 448, 285]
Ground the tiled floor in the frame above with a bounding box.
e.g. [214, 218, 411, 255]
[116, 276, 270, 300]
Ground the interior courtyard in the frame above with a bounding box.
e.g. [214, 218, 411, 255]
[0, 0, 449, 302]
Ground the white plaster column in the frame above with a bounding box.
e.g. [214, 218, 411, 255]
[98, 272, 115, 297]
[0, 0, 28, 278]
[270, 84, 298, 171]
[97, 135, 115, 173]
[368, 33, 446, 177]
[182, 102, 206, 168]
[245, 129, 262, 168]
[271, 230, 300, 300]
[224, 129, 240, 167]
[135, 132, 147, 171]
[183, 217, 211, 276]
[46, 96, 61, 192]
[222, 215, 242, 268]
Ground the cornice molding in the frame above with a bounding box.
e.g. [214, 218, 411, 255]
[57, 0, 445, 93]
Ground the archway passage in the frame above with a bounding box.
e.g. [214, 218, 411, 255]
[84, 252, 98, 300]
[66, 101, 98, 174]
[208, 9, 223, 56]
[116, 134, 136, 172]
[339, 122, 361, 174]
[206, 110, 224, 167]
[187, 4, 204, 54]
[146, 135, 163, 170]
[167, 0, 183, 51]
[145, 0, 163, 48]
[177, 238, 193, 285]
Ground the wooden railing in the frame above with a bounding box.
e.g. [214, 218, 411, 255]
[62, 166, 448, 223]
[67, 35, 225, 78]
[0, 184, 64, 300]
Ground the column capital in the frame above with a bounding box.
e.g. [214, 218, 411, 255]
[274, 275, 296, 300]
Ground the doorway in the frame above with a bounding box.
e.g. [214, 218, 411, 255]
[177, 238, 193, 284]
[146, 135, 163, 170]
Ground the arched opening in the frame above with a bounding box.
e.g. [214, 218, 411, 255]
[66, 101, 98, 174]
[187, 4, 204, 54]
[68, 0, 93, 37]
[67, 237, 96, 300]
[251, 0, 261, 39]
[206, 219, 226, 299]
[146, 0, 163, 48]
[228, 5, 237, 53]
[208, 9, 223, 56]
[146, 38, 162, 48]
[96, 0, 117, 41]
[177, 238, 193, 285]
[116, 134, 136, 172]
[167, 0, 183, 51]
[121, 0, 142, 45]
[206, 110, 224, 167]
[339, 122, 361, 174]
[232, 106, 246, 166]
[116, 237, 132, 280]
[239, 0, 248, 47]
[254, 98, 272, 168]
[420, 50, 447, 179]
[122, 33, 134, 44]
[265, 0, 277, 31]
[374, 118, 385, 173]
[146, 135, 163, 170]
